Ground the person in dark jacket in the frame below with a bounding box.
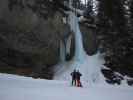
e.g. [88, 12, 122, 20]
[76, 70, 82, 87]
[71, 69, 77, 86]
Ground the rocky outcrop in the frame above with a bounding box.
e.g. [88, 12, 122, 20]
[0, 0, 98, 79]
[80, 23, 98, 55]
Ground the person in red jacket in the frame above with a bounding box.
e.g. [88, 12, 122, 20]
[76, 70, 82, 87]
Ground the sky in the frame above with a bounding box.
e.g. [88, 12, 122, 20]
[81, 0, 86, 4]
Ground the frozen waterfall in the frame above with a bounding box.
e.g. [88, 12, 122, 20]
[68, 12, 86, 64]
[54, 0, 106, 85]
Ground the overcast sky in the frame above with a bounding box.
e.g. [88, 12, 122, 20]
[81, 0, 86, 4]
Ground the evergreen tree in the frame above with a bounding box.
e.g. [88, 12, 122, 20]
[97, 0, 133, 85]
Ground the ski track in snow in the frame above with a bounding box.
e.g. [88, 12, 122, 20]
[0, 73, 133, 100]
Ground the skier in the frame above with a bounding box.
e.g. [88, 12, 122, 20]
[71, 69, 77, 86]
[76, 70, 82, 87]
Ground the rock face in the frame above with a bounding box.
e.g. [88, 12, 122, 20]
[0, 0, 98, 79]
[80, 24, 98, 55]
[0, 0, 63, 79]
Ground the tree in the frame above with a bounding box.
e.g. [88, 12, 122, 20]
[97, 0, 133, 85]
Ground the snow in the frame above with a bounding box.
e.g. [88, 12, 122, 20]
[0, 73, 133, 100]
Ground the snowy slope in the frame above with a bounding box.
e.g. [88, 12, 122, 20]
[0, 73, 133, 100]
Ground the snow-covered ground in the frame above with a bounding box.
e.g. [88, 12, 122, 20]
[0, 73, 133, 100]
